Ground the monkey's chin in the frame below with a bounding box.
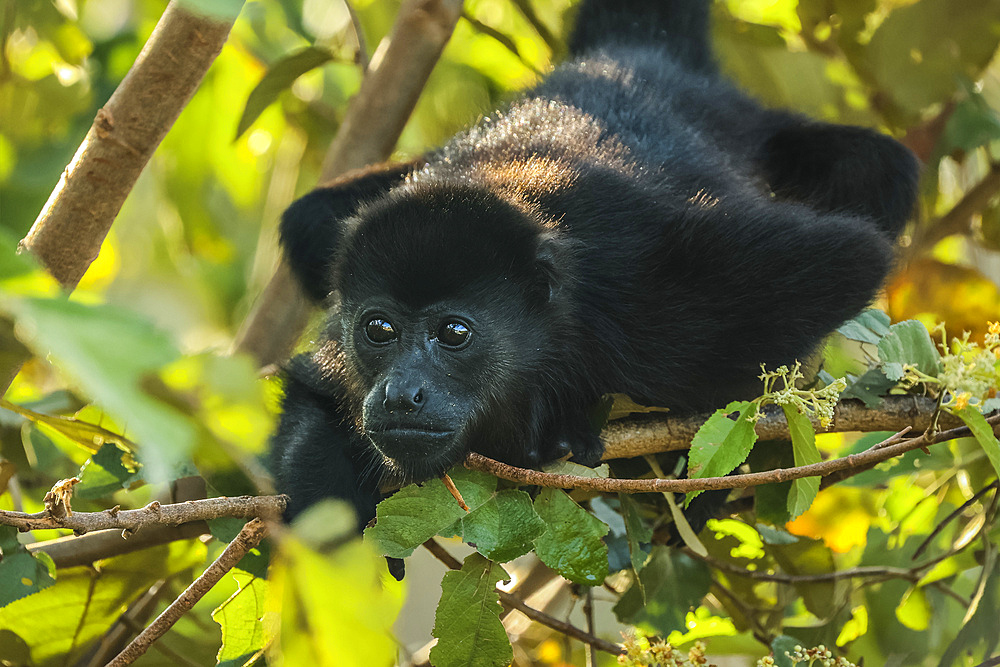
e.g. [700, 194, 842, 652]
[366, 429, 464, 482]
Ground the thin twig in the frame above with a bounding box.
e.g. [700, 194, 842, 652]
[682, 547, 917, 584]
[466, 415, 1000, 494]
[913, 481, 999, 560]
[105, 519, 268, 667]
[422, 539, 625, 657]
[509, 0, 560, 54]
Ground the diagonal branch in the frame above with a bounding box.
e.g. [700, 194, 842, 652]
[233, 0, 465, 368]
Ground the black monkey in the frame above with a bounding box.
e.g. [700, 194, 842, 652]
[271, 0, 919, 525]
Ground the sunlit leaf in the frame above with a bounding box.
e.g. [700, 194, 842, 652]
[0, 540, 206, 667]
[955, 405, 1000, 479]
[213, 570, 266, 667]
[268, 536, 403, 667]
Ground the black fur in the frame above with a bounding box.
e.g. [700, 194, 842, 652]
[271, 0, 919, 525]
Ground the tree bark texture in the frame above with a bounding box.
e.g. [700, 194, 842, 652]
[19, 1, 239, 290]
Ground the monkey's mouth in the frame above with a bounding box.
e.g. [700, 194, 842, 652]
[365, 428, 458, 463]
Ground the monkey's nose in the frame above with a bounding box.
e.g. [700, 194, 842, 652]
[384, 380, 424, 412]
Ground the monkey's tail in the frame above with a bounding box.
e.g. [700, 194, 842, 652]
[567, 0, 714, 71]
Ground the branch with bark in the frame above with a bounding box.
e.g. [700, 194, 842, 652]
[233, 0, 466, 368]
[0, 494, 285, 534]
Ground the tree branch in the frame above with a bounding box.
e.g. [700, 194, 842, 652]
[422, 539, 624, 657]
[0, 494, 285, 533]
[19, 1, 239, 290]
[600, 395, 953, 459]
[233, 0, 465, 368]
[104, 518, 268, 667]
[466, 414, 1000, 493]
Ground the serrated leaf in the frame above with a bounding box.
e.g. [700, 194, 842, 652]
[783, 406, 821, 519]
[841, 367, 896, 408]
[365, 468, 497, 558]
[686, 400, 758, 505]
[955, 406, 1000, 478]
[533, 489, 609, 585]
[236, 47, 336, 139]
[213, 571, 266, 667]
[878, 320, 941, 381]
[430, 553, 511, 667]
[837, 309, 892, 344]
[612, 547, 710, 635]
[0, 526, 56, 607]
[450, 489, 545, 563]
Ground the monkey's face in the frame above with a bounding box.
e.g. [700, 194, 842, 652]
[340, 289, 544, 482]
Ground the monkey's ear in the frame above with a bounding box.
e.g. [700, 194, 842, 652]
[280, 159, 423, 302]
[535, 232, 577, 303]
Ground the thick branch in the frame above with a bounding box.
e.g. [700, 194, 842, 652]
[105, 518, 267, 667]
[0, 495, 285, 534]
[19, 1, 239, 289]
[233, 0, 465, 367]
[600, 395, 953, 459]
[467, 414, 1000, 493]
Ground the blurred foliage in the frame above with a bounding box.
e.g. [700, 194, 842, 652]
[1, 0, 1000, 665]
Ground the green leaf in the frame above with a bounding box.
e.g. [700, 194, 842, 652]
[236, 47, 336, 139]
[767, 535, 843, 619]
[770, 634, 803, 667]
[365, 468, 497, 558]
[783, 406, 821, 520]
[213, 571, 266, 667]
[0, 526, 56, 608]
[0, 297, 197, 479]
[209, 517, 272, 579]
[865, 0, 1000, 118]
[955, 406, 1000, 479]
[837, 309, 892, 344]
[272, 536, 403, 667]
[0, 540, 206, 666]
[686, 400, 758, 505]
[878, 320, 941, 381]
[533, 488, 609, 585]
[429, 553, 511, 667]
[612, 547, 711, 635]
[74, 443, 142, 500]
[841, 368, 896, 408]
[450, 489, 545, 563]
[620, 493, 653, 573]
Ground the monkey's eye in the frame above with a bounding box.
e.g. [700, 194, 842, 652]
[437, 321, 471, 348]
[364, 318, 397, 345]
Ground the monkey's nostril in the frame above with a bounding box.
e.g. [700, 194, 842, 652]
[413, 390, 423, 404]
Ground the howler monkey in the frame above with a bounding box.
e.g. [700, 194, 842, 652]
[271, 0, 919, 525]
